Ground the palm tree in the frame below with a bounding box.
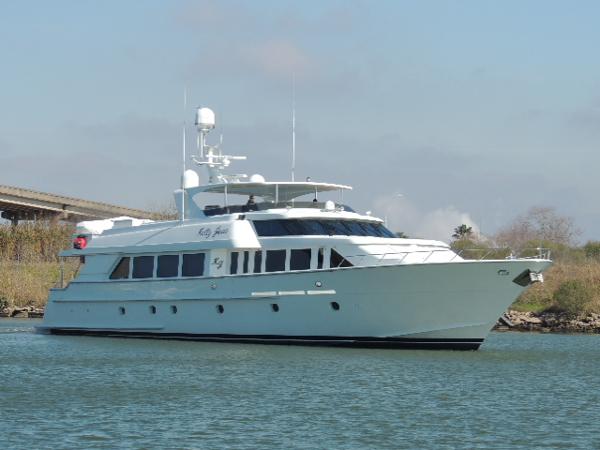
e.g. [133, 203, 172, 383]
[452, 224, 473, 240]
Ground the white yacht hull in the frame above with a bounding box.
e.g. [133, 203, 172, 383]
[39, 258, 550, 350]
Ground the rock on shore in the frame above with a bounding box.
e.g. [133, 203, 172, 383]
[0, 305, 45, 319]
[495, 310, 600, 333]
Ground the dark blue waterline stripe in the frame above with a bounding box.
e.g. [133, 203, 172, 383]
[45, 328, 483, 350]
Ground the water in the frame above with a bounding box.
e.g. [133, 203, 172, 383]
[1, 319, 599, 449]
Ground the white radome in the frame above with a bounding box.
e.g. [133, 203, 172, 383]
[182, 169, 200, 188]
[195, 107, 215, 131]
[249, 174, 265, 183]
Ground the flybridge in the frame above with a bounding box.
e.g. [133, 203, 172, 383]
[174, 107, 352, 219]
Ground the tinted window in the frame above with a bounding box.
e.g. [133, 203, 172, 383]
[252, 219, 395, 238]
[157, 255, 179, 278]
[317, 248, 324, 269]
[132, 256, 154, 278]
[253, 220, 288, 236]
[230, 252, 239, 274]
[110, 257, 130, 279]
[330, 249, 353, 268]
[253, 251, 262, 273]
[182, 253, 205, 277]
[242, 251, 249, 273]
[290, 249, 311, 271]
[266, 250, 286, 272]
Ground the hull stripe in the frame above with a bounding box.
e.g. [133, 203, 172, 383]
[44, 328, 483, 350]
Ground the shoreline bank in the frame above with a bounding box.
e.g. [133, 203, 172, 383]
[494, 310, 600, 333]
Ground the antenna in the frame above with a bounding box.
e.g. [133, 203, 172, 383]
[181, 87, 187, 222]
[291, 73, 296, 182]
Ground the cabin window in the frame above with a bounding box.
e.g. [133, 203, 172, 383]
[290, 249, 311, 271]
[110, 257, 130, 279]
[157, 255, 179, 278]
[242, 251, 250, 273]
[317, 248, 325, 269]
[182, 253, 205, 277]
[252, 219, 396, 238]
[265, 250, 286, 272]
[330, 249, 353, 268]
[253, 251, 262, 273]
[132, 256, 154, 279]
[230, 252, 239, 275]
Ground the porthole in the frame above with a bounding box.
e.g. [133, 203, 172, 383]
[149, 305, 157, 314]
[216, 304, 224, 314]
[315, 281, 323, 288]
[271, 304, 279, 312]
[170, 305, 178, 314]
[118, 306, 126, 315]
[330, 302, 340, 311]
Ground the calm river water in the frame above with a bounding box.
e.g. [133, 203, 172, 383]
[1, 318, 599, 449]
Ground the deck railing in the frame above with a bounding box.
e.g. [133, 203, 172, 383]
[337, 248, 551, 268]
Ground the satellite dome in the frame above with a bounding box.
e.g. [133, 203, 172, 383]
[195, 107, 215, 131]
[182, 169, 200, 188]
[324, 200, 335, 211]
[249, 174, 265, 183]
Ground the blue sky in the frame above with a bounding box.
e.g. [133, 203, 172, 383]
[1, 0, 599, 241]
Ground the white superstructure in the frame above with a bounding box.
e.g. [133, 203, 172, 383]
[39, 107, 552, 350]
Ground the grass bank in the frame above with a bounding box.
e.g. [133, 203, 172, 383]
[0, 223, 75, 309]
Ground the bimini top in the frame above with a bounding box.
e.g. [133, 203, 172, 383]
[187, 181, 352, 202]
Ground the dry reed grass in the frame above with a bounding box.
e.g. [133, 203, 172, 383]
[514, 260, 600, 314]
[0, 222, 75, 308]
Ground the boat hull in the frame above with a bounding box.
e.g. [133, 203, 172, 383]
[39, 259, 551, 350]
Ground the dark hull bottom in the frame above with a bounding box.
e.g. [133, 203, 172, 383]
[44, 328, 484, 350]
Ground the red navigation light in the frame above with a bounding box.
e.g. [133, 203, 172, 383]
[73, 236, 87, 250]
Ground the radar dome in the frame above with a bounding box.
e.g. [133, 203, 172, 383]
[195, 107, 215, 131]
[324, 200, 335, 211]
[249, 174, 265, 183]
[182, 169, 200, 188]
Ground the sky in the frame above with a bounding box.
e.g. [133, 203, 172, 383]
[1, 0, 599, 242]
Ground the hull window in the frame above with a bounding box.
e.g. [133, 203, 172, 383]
[230, 252, 239, 274]
[330, 249, 353, 268]
[132, 256, 154, 279]
[317, 248, 324, 269]
[253, 251, 262, 273]
[157, 255, 179, 278]
[266, 250, 286, 272]
[243, 251, 250, 273]
[290, 249, 311, 271]
[182, 253, 205, 277]
[110, 257, 131, 280]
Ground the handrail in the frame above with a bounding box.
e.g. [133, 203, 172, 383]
[340, 247, 551, 268]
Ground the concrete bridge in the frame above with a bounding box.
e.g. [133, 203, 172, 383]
[0, 185, 153, 224]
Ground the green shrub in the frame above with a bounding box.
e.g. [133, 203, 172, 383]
[553, 280, 593, 316]
[584, 241, 600, 260]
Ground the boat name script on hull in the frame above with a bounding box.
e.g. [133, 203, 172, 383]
[198, 226, 229, 239]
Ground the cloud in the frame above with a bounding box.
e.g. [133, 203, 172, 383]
[373, 194, 479, 242]
[243, 40, 312, 79]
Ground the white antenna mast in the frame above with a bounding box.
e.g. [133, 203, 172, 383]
[291, 73, 296, 182]
[181, 87, 187, 222]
